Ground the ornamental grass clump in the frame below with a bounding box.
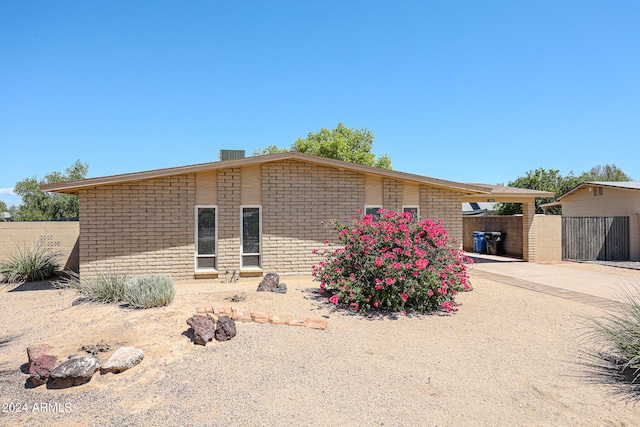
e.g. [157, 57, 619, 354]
[53, 269, 129, 303]
[124, 274, 176, 309]
[0, 245, 59, 283]
[312, 209, 472, 314]
[586, 285, 640, 382]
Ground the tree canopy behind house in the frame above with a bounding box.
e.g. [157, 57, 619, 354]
[12, 160, 89, 221]
[253, 123, 392, 169]
[494, 163, 632, 215]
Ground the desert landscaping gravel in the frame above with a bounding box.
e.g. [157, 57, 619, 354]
[1, 265, 639, 426]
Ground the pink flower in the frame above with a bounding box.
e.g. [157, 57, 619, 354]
[373, 301, 380, 308]
[375, 285, 384, 290]
[385, 277, 395, 285]
[427, 289, 434, 297]
[400, 293, 408, 302]
[374, 257, 384, 267]
[328, 295, 338, 305]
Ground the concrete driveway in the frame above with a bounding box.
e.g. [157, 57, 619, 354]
[466, 253, 640, 310]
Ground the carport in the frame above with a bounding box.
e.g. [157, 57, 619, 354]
[461, 185, 555, 262]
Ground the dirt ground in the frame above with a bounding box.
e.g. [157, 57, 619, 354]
[0, 265, 639, 426]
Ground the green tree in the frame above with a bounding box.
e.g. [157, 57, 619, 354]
[13, 160, 89, 221]
[494, 163, 633, 215]
[0, 200, 7, 213]
[494, 168, 582, 215]
[581, 163, 632, 181]
[253, 123, 392, 169]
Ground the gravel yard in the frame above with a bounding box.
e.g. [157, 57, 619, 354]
[1, 268, 639, 426]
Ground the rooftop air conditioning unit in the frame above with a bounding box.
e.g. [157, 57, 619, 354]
[219, 150, 246, 161]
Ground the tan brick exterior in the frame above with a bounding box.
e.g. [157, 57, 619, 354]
[462, 216, 524, 258]
[217, 168, 241, 273]
[421, 186, 465, 247]
[79, 175, 195, 280]
[75, 159, 470, 279]
[522, 201, 536, 261]
[534, 214, 561, 262]
[0, 222, 79, 272]
[260, 160, 364, 274]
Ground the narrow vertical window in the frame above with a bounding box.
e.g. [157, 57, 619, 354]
[195, 206, 217, 270]
[364, 205, 382, 221]
[241, 206, 261, 268]
[403, 206, 419, 219]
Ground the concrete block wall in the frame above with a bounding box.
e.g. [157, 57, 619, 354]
[0, 222, 79, 272]
[217, 168, 241, 273]
[78, 175, 195, 280]
[534, 214, 562, 261]
[421, 187, 464, 247]
[261, 160, 364, 274]
[462, 216, 524, 258]
[383, 178, 403, 213]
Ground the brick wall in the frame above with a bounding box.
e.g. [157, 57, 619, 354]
[462, 216, 524, 258]
[217, 168, 241, 272]
[0, 222, 79, 272]
[260, 160, 364, 274]
[79, 175, 195, 280]
[421, 186, 464, 246]
[383, 179, 403, 213]
[534, 214, 561, 261]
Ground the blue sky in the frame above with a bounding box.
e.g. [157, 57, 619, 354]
[1, 1, 639, 208]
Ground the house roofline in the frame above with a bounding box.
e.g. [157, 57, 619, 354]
[41, 152, 491, 195]
[557, 181, 640, 201]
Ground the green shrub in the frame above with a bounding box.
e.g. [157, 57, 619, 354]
[587, 286, 640, 382]
[0, 245, 59, 283]
[313, 209, 472, 315]
[124, 274, 176, 309]
[53, 269, 129, 303]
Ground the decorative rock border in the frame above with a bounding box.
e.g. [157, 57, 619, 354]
[195, 306, 328, 330]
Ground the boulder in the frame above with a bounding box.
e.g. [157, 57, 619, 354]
[186, 315, 215, 345]
[49, 356, 100, 387]
[29, 354, 57, 386]
[100, 347, 144, 374]
[256, 273, 279, 292]
[273, 282, 288, 294]
[214, 315, 237, 342]
[27, 344, 54, 365]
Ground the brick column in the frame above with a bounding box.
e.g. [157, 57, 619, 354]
[383, 178, 402, 213]
[217, 168, 241, 272]
[522, 200, 536, 261]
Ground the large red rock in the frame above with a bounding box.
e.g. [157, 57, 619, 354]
[186, 315, 215, 345]
[29, 355, 58, 386]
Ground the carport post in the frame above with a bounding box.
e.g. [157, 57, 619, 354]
[523, 201, 536, 261]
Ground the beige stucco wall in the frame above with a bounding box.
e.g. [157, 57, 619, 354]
[402, 182, 420, 207]
[195, 171, 217, 205]
[562, 186, 640, 261]
[76, 159, 470, 278]
[534, 214, 562, 262]
[0, 222, 79, 272]
[364, 175, 383, 207]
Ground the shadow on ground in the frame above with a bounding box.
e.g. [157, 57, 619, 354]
[577, 350, 640, 403]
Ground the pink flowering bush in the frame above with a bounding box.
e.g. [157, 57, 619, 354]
[312, 209, 473, 314]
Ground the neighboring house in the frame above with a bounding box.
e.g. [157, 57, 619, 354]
[554, 181, 640, 261]
[41, 152, 552, 280]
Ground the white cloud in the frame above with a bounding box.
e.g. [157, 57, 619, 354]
[0, 188, 15, 195]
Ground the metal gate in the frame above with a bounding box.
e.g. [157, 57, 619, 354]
[562, 216, 629, 261]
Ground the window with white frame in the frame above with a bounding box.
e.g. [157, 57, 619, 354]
[364, 205, 382, 221]
[241, 206, 261, 268]
[403, 206, 419, 219]
[195, 206, 217, 271]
